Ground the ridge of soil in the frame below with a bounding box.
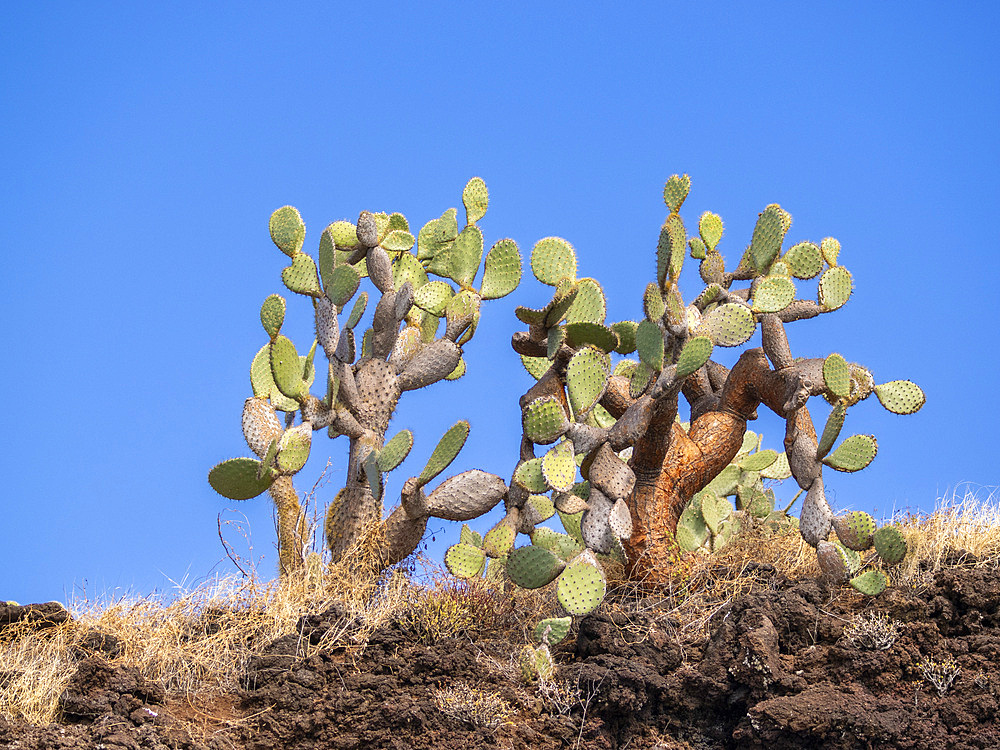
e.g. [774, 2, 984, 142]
[2, 562, 998, 749]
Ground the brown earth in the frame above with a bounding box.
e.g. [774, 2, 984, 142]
[2, 558, 998, 750]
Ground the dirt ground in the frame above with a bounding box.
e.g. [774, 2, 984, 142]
[2, 558, 998, 749]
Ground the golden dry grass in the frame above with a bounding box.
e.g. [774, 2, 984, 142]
[2, 488, 998, 730]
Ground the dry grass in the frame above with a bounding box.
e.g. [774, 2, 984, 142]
[2, 488, 999, 731]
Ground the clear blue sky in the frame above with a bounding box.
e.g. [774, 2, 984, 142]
[3, 3, 998, 605]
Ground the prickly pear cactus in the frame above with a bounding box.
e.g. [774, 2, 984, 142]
[446, 174, 923, 635]
[210, 179, 523, 574]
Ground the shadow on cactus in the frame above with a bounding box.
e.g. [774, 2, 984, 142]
[443, 174, 924, 631]
[209, 178, 522, 575]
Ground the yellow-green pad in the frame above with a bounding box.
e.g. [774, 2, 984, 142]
[557, 508, 585, 544]
[833, 511, 876, 551]
[657, 213, 687, 286]
[875, 380, 926, 415]
[326, 264, 361, 307]
[520, 354, 550, 380]
[251, 345, 296, 411]
[460, 524, 483, 548]
[873, 525, 907, 564]
[445, 357, 466, 380]
[392, 252, 428, 292]
[823, 434, 878, 472]
[480, 238, 521, 300]
[462, 176, 489, 224]
[327, 220, 357, 248]
[381, 229, 415, 253]
[377, 429, 414, 472]
[208, 457, 275, 500]
[635, 320, 664, 371]
[507, 545, 565, 589]
[345, 292, 368, 329]
[534, 616, 572, 645]
[523, 396, 570, 445]
[820, 237, 840, 266]
[260, 294, 286, 340]
[689, 237, 707, 260]
[630, 361, 653, 398]
[823, 354, 852, 399]
[556, 559, 606, 615]
[563, 278, 607, 325]
[817, 401, 847, 459]
[546, 325, 565, 360]
[752, 275, 796, 313]
[276, 424, 311, 474]
[676, 336, 713, 380]
[565, 322, 618, 353]
[413, 280, 454, 316]
[531, 237, 577, 286]
[449, 225, 484, 288]
[281, 253, 322, 297]
[699, 211, 724, 251]
[269, 206, 305, 258]
[643, 282, 665, 322]
[749, 204, 791, 273]
[783, 241, 823, 279]
[445, 542, 486, 578]
[849, 569, 887, 596]
[818, 266, 853, 310]
[611, 321, 638, 354]
[567, 347, 609, 416]
[739, 449, 778, 472]
[418, 420, 470, 485]
[483, 515, 517, 557]
[542, 440, 577, 492]
[387, 212, 408, 232]
[531, 527, 583, 559]
[662, 174, 690, 212]
[269, 335, 305, 401]
[515, 457, 549, 493]
[697, 303, 756, 347]
[700, 491, 731, 534]
[705, 464, 741, 497]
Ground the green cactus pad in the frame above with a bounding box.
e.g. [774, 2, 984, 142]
[567, 347, 610, 416]
[818, 265, 853, 310]
[531, 527, 584, 559]
[675, 336, 714, 380]
[823, 354, 852, 399]
[363, 451, 382, 502]
[387, 212, 409, 233]
[783, 241, 823, 279]
[381, 229, 415, 253]
[269, 335, 306, 401]
[544, 281, 581, 328]
[412, 279, 454, 316]
[610, 321, 638, 354]
[873, 525, 907, 564]
[345, 291, 368, 329]
[281, 252, 322, 297]
[269, 206, 306, 257]
[833, 511, 877, 551]
[643, 282, 666, 322]
[752, 275, 796, 313]
[208, 457, 276, 500]
[534, 616, 572, 646]
[250, 345, 296, 411]
[836, 542, 862, 575]
[448, 225, 484, 288]
[483, 515, 517, 557]
[514, 457, 549, 493]
[699, 211, 724, 251]
[823, 434, 878, 472]
[629, 361, 654, 398]
[523, 396, 570, 445]
[392, 251, 428, 293]
[376, 429, 414, 472]
[445, 542, 487, 579]
[326, 219, 358, 248]
[275, 424, 311, 474]
[564, 322, 618, 353]
[417, 420, 470, 485]
[526, 494, 556, 524]
[480, 238, 522, 300]
[704, 464, 741, 497]
[507, 545, 566, 589]
[820, 237, 841, 266]
[739, 449, 778, 472]
[461, 177, 489, 224]
[688, 237, 707, 260]
[445, 357, 466, 380]
[759, 451, 791, 480]
[520, 354, 551, 380]
[556, 558, 607, 616]
[259, 295, 287, 341]
[531, 237, 577, 286]
[816, 401, 847, 459]
[697, 303, 756, 347]
[635, 320, 665, 371]
[562, 278, 607, 325]
[460, 524, 483, 548]
[360, 328, 373, 358]
[875, 380, 926, 415]
[657, 213, 687, 286]
[323, 264, 359, 307]
[849, 569, 887, 596]
[701, 491, 733, 535]
[542, 440, 577, 492]
[663, 174, 691, 212]
[749, 204, 792, 273]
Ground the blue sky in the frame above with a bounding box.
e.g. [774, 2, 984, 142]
[3, 3, 998, 605]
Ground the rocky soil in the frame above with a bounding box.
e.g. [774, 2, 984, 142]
[2, 559, 998, 749]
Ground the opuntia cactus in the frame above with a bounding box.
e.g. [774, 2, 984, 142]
[210, 179, 523, 574]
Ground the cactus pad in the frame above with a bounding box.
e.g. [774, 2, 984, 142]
[564, 278, 607, 325]
[700, 491, 732, 534]
[448, 225, 484, 288]
[523, 396, 570, 445]
[515, 458, 549, 493]
[696, 303, 756, 347]
[345, 292, 368, 330]
[673, 336, 713, 381]
[269, 335, 306, 401]
[635, 320, 665, 371]
[816, 401, 847, 459]
[444, 542, 487, 578]
[657, 213, 687, 285]
[534, 616, 572, 646]
[820, 236, 841, 266]
[663, 174, 690, 212]
[800, 477, 833, 546]
[748, 204, 791, 273]
[823, 434, 878, 472]
[381, 229, 414, 253]
[480, 238, 522, 300]
[276, 424, 312, 474]
[610, 321, 638, 354]
[413, 280, 454, 316]
[507, 545, 566, 588]
[531, 527, 584, 559]
[643, 282, 666, 322]
[427, 470, 507, 521]
[483, 514, 518, 557]
[260, 295, 286, 340]
[567, 346, 610, 415]
[759, 451, 791, 480]
[818, 266, 853, 310]
[739, 449, 778, 472]
[752, 275, 796, 313]
[816, 540, 849, 583]
[609, 498, 632, 539]
[269, 206, 306, 257]
[242, 397, 283, 457]
[282, 252, 322, 297]
[823, 354, 852, 399]
[587, 443, 636, 500]
[542, 440, 578, 492]
[531, 237, 577, 286]
[581, 489, 615, 553]
[875, 380, 926, 415]
[783, 241, 823, 279]
[849, 569, 887, 596]
[417, 420, 470, 485]
[520, 354, 551, 380]
[699, 211, 724, 251]
[873, 525, 907, 564]
[833, 511, 877, 551]
[564, 322, 618, 353]
[208, 457, 276, 500]
[556, 557, 606, 616]
[377, 430, 413, 472]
